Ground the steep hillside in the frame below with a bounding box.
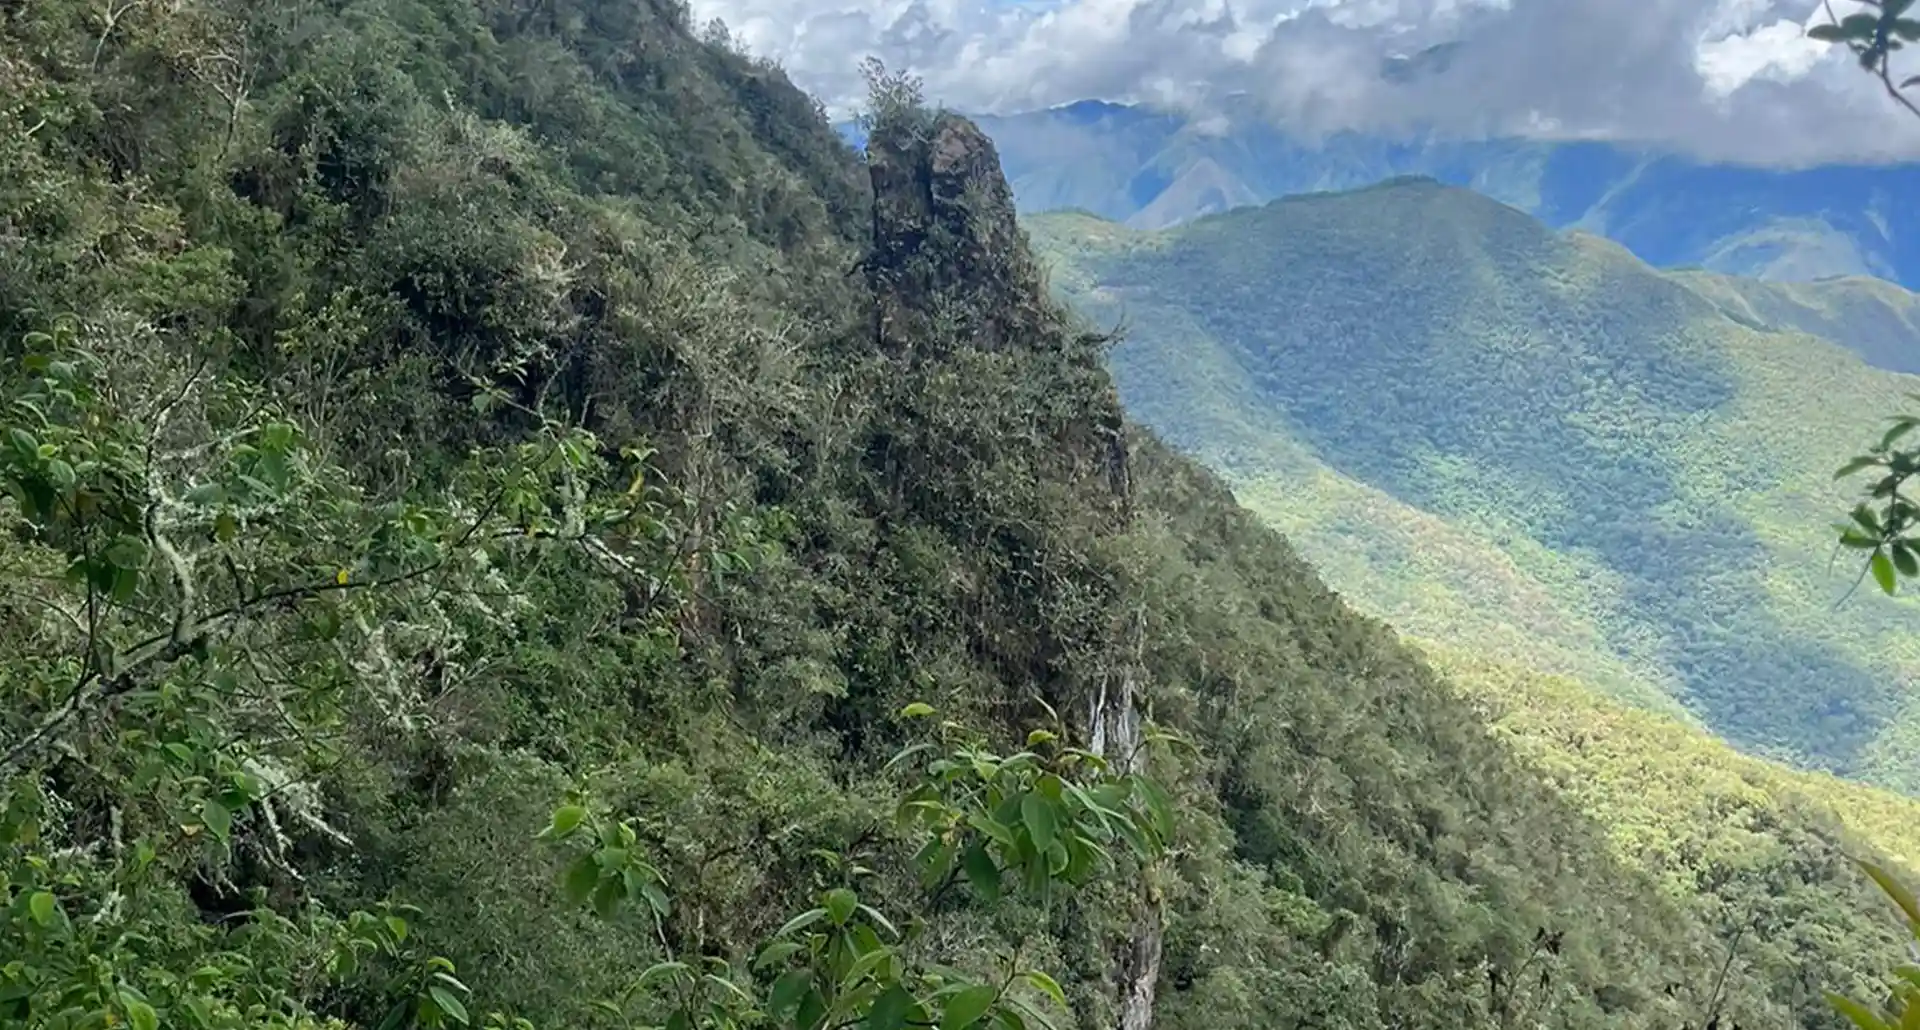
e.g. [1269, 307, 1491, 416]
[982, 101, 1920, 289]
[1028, 182, 1920, 791]
[6, 4, 1920, 1030]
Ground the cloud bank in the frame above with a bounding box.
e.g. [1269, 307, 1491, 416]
[688, 0, 1920, 164]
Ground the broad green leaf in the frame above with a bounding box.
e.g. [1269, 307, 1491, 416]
[769, 969, 812, 1020]
[28, 891, 56, 927]
[1020, 971, 1066, 1009]
[429, 985, 471, 1025]
[797, 987, 828, 1030]
[1838, 455, 1881, 479]
[1136, 776, 1176, 842]
[201, 799, 232, 842]
[563, 853, 601, 905]
[868, 984, 915, 1030]
[105, 536, 148, 570]
[1830, 992, 1895, 1030]
[7, 427, 38, 460]
[1874, 550, 1899, 595]
[967, 813, 1019, 849]
[899, 703, 936, 719]
[1021, 793, 1057, 854]
[638, 961, 692, 987]
[591, 876, 622, 918]
[856, 904, 900, 939]
[1896, 544, 1919, 578]
[1862, 860, 1920, 927]
[125, 999, 158, 1030]
[940, 985, 999, 1030]
[777, 907, 828, 938]
[824, 887, 858, 925]
[542, 804, 588, 840]
[962, 842, 1001, 902]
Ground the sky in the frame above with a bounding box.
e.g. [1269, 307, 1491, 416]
[685, 0, 1920, 164]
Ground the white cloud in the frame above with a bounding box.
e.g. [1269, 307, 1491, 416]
[691, 0, 1920, 162]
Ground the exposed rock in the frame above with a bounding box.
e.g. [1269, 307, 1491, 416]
[867, 112, 1031, 358]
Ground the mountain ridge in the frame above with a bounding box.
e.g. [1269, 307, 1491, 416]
[940, 101, 1920, 289]
[1028, 178, 1920, 790]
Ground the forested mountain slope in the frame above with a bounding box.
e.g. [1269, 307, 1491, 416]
[969, 99, 1920, 288]
[3, 2, 1920, 1030]
[1028, 181, 1920, 792]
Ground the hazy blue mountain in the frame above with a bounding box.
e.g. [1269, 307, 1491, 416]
[932, 100, 1920, 288]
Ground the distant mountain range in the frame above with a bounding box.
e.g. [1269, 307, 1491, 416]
[1028, 178, 1920, 792]
[843, 100, 1920, 288]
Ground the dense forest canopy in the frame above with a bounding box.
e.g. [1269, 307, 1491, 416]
[6, 0, 1920, 1029]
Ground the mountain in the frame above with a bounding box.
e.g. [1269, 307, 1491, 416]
[9, 3, 1920, 1029]
[1028, 180, 1920, 793]
[979, 100, 1920, 288]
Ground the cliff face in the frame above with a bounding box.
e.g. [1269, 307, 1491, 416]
[868, 114, 1028, 358]
[864, 109, 1164, 1030]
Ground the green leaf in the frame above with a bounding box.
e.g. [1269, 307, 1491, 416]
[777, 907, 829, 937]
[124, 999, 158, 1030]
[429, 985, 471, 1025]
[797, 987, 828, 1030]
[562, 853, 601, 905]
[200, 798, 232, 842]
[1842, 527, 1882, 549]
[856, 904, 901, 940]
[868, 985, 915, 1030]
[385, 915, 409, 941]
[8, 427, 38, 461]
[962, 842, 1001, 902]
[899, 702, 936, 719]
[1838, 455, 1881, 479]
[940, 985, 999, 1030]
[755, 941, 805, 971]
[1021, 793, 1057, 854]
[967, 813, 1019, 849]
[1830, 992, 1895, 1030]
[1896, 544, 1919, 578]
[1862, 860, 1920, 927]
[540, 804, 588, 840]
[1136, 776, 1176, 842]
[638, 961, 692, 987]
[105, 537, 148, 570]
[591, 875, 622, 918]
[824, 887, 858, 926]
[28, 891, 56, 927]
[1020, 971, 1066, 1010]
[769, 969, 812, 1020]
[1874, 550, 1899, 595]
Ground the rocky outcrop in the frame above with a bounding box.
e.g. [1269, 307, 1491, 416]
[866, 113, 1034, 359]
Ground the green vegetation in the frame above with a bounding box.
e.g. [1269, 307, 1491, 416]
[1028, 185, 1920, 792]
[9, 1, 1920, 1028]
